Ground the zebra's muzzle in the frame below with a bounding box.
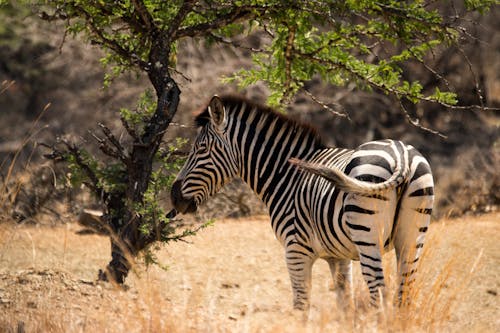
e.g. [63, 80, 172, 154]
[171, 179, 198, 214]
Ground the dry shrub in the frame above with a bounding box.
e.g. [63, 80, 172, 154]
[196, 179, 267, 220]
[435, 146, 499, 218]
[0, 162, 82, 226]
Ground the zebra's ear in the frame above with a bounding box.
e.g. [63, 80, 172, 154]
[208, 95, 226, 131]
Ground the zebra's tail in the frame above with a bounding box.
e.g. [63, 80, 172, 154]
[289, 157, 408, 194]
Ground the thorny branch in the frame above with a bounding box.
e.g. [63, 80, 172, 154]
[0, 80, 15, 94]
[455, 45, 485, 108]
[300, 51, 498, 111]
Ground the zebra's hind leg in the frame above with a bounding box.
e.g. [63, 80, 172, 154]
[393, 172, 434, 306]
[344, 192, 398, 307]
[357, 247, 386, 307]
[285, 243, 316, 313]
[326, 258, 353, 309]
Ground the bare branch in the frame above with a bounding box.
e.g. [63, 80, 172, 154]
[409, 48, 454, 93]
[437, 104, 500, 112]
[120, 115, 139, 141]
[398, 101, 447, 138]
[208, 33, 269, 54]
[167, 122, 195, 129]
[98, 123, 130, 164]
[170, 66, 192, 83]
[303, 89, 351, 120]
[89, 130, 124, 161]
[0, 80, 15, 94]
[455, 45, 485, 108]
[157, 147, 189, 163]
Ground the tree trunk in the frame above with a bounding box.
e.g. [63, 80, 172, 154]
[101, 77, 181, 283]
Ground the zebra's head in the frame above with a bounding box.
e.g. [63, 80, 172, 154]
[171, 95, 238, 214]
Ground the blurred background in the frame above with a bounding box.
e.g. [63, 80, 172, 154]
[0, 3, 498, 225]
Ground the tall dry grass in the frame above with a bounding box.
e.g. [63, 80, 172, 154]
[0, 216, 487, 333]
[0, 94, 53, 223]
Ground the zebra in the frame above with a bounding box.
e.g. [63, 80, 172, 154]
[171, 95, 434, 311]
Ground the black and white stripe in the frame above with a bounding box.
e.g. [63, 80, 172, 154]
[172, 95, 434, 311]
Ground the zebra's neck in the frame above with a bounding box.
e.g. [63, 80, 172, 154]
[226, 104, 324, 208]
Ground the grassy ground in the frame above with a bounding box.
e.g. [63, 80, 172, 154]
[0, 213, 498, 332]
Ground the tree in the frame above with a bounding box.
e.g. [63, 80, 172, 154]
[11, 0, 495, 283]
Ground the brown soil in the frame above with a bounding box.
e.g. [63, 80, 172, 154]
[0, 213, 498, 332]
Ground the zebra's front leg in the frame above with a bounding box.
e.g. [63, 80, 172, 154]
[326, 258, 353, 309]
[285, 244, 315, 312]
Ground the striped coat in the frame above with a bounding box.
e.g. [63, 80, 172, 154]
[172, 95, 434, 311]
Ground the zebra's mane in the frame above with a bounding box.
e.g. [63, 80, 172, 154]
[194, 95, 327, 148]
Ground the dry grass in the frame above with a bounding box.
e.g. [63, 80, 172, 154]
[0, 98, 56, 225]
[0, 213, 498, 332]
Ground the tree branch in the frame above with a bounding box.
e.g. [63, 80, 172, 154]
[120, 114, 139, 141]
[281, 24, 296, 106]
[167, 0, 197, 39]
[174, 5, 266, 39]
[398, 101, 447, 138]
[98, 123, 130, 164]
[131, 0, 156, 33]
[75, 6, 148, 69]
[207, 32, 269, 54]
[303, 89, 351, 120]
[41, 139, 107, 197]
[89, 130, 122, 160]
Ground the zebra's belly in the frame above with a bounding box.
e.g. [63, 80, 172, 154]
[308, 192, 360, 260]
[310, 230, 359, 260]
